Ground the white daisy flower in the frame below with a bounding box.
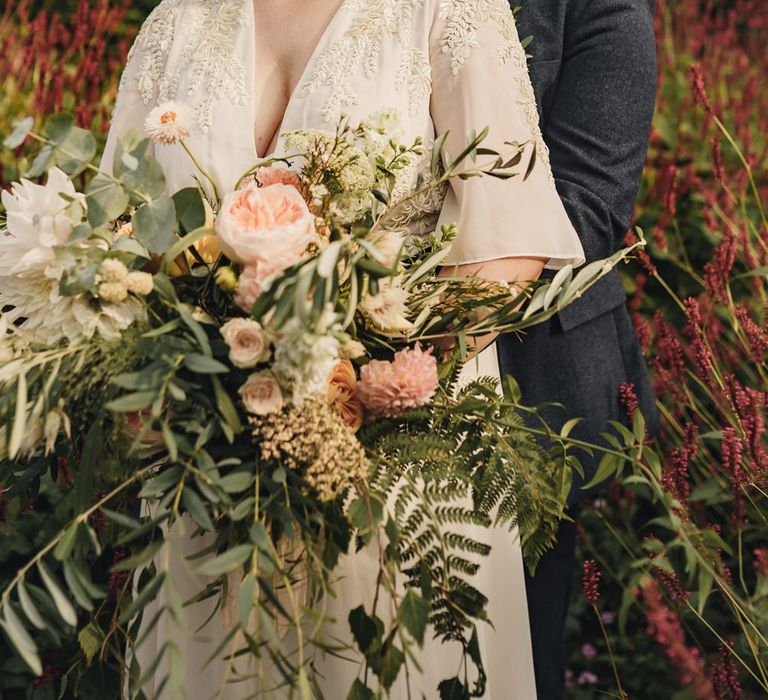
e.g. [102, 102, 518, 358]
[144, 101, 194, 145]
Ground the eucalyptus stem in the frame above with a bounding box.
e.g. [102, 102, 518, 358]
[0, 461, 160, 606]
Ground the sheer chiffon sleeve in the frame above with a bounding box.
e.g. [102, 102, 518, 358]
[429, 1, 585, 270]
[99, 39, 158, 175]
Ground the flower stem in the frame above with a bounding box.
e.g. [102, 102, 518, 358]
[181, 140, 220, 205]
[593, 604, 627, 700]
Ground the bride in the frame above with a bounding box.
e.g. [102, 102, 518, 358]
[103, 0, 584, 697]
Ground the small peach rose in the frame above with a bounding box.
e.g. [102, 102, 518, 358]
[239, 370, 283, 415]
[234, 258, 291, 311]
[215, 180, 315, 266]
[220, 318, 271, 368]
[327, 359, 364, 432]
[256, 165, 302, 191]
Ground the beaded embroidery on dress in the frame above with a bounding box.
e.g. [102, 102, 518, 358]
[125, 0, 248, 133]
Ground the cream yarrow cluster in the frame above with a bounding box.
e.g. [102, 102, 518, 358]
[250, 398, 369, 500]
[97, 258, 153, 304]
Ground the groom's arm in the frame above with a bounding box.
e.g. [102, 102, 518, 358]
[544, 0, 657, 264]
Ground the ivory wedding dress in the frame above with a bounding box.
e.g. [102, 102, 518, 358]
[103, 1, 584, 697]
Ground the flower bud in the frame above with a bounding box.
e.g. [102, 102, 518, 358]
[216, 266, 239, 292]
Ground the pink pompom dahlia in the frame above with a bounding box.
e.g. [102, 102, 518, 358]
[358, 345, 438, 417]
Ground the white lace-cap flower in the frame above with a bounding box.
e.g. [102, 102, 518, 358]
[272, 307, 342, 401]
[144, 101, 194, 145]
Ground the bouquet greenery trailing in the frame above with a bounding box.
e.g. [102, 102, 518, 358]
[0, 108, 641, 698]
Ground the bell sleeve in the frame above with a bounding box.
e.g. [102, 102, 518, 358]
[429, 0, 585, 270]
[100, 40, 158, 175]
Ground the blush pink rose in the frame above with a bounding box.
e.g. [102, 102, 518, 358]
[239, 370, 283, 416]
[234, 257, 293, 311]
[215, 181, 315, 266]
[358, 345, 438, 417]
[256, 166, 302, 192]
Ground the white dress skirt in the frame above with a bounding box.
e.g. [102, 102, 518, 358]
[135, 345, 537, 700]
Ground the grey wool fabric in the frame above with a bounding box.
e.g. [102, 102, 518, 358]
[496, 2, 659, 698]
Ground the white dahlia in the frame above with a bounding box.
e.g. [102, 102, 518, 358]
[0, 168, 144, 345]
[0, 167, 84, 278]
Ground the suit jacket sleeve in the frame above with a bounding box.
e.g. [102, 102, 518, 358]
[545, 0, 656, 266]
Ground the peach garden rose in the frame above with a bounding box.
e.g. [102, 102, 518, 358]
[327, 359, 364, 432]
[215, 180, 315, 266]
[255, 165, 302, 191]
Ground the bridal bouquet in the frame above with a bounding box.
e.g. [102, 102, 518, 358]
[0, 109, 640, 698]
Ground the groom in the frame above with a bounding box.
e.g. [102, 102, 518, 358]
[498, 0, 659, 697]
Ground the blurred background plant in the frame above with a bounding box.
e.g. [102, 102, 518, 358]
[0, 0, 149, 185]
[566, 1, 768, 698]
[1, 0, 766, 698]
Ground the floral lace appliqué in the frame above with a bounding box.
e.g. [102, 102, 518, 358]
[438, 0, 552, 180]
[126, 0, 248, 133]
[396, 49, 432, 117]
[302, 0, 427, 122]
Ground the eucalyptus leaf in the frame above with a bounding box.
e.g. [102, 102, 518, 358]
[184, 354, 229, 374]
[197, 545, 254, 577]
[182, 489, 215, 532]
[55, 127, 97, 175]
[53, 523, 80, 561]
[105, 390, 157, 412]
[238, 574, 257, 628]
[86, 174, 129, 228]
[4, 116, 34, 149]
[37, 561, 77, 627]
[26, 144, 55, 178]
[0, 605, 42, 675]
[17, 581, 46, 630]
[172, 188, 207, 233]
[118, 572, 166, 625]
[45, 113, 75, 145]
[133, 195, 178, 255]
[8, 372, 27, 460]
[63, 559, 94, 612]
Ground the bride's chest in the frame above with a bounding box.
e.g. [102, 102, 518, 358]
[139, 0, 435, 138]
[251, 0, 342, 99]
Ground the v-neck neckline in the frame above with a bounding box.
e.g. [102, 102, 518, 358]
[249, 0, 347, 159]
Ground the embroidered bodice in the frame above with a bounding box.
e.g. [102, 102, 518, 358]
[103, 0, 584, 269]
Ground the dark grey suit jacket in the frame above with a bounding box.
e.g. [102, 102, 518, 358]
[498, 0, 659, 500]
[519, 0, 657, 329]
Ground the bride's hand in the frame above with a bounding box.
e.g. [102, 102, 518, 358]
[436, 256, 547, 362]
